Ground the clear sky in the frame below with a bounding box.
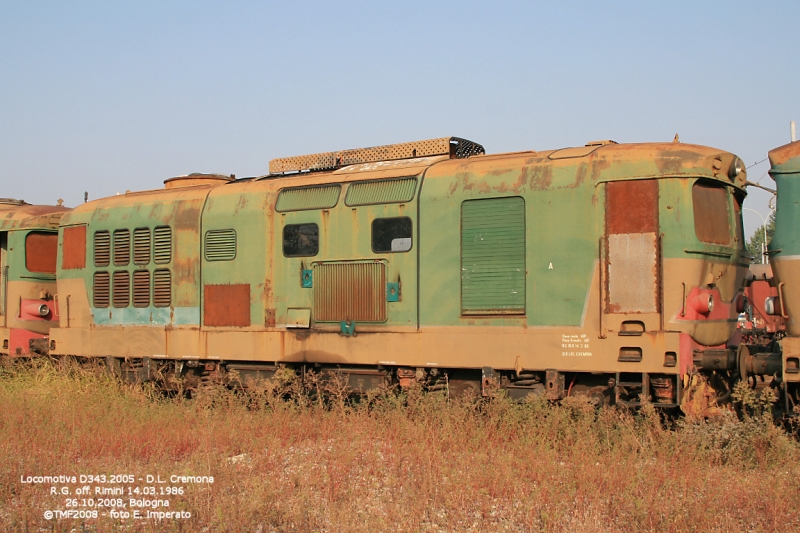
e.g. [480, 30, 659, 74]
[1, 1, 797, 239]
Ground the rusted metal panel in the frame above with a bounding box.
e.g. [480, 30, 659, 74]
[269, 137, 484, 174]
[313, 262, 386, 322]
[113, 229, 130, 266]
[153, 226, 172, 264]
[25, 232, 58, 274]
[606, 180, 658, 234]
[344, 178, 417, 206]
[608, 233, 658, 313]
[204, 283, 250, 327]
[692, 182, 730, 245]
[61, 225, 86, 270]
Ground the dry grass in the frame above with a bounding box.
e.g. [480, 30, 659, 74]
[1, 359, 799, 532]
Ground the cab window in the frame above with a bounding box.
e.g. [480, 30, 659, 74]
[283, 223, 319, 257]
[372, 217, 412, 253]
[692, 181, 731, 245]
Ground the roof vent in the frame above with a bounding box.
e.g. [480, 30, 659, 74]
[269, 136, 485, 175]
[163, 173, 235, 189]
[585, 140, 618, 146]
[0, 198, 28, 206]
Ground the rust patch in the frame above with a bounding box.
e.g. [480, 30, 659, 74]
[265, 308, 276, 327]
[528, 165, 552, 191]
[25, 232, 58, 273]
[204, 284, 251, 327]
[606, 180, 658, 234]
[61, 226, 86, 270]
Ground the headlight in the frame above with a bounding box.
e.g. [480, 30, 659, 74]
[728, 156, 745, 179]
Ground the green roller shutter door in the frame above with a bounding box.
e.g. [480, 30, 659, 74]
[461, 197, 526, 315]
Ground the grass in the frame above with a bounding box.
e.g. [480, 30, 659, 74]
[1, 359, 800, 532]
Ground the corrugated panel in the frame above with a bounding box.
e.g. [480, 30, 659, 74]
[113, 270, 130, 308]
[153, 226, 172, 264]
[313, 262, 386, 322]
[62, 225, 87, 270]
[94, 230, 110, 267]
[133, 270, 150, 308]
[276, 185, 340, 212]
[153, 269, 171, 307]
[204, 229, 237, 261]
[113, 230, 130, 266]
[133, 228, 151, 265]
[345, 178, 417, 206]
[93, 271, 110, 308]
[461, 197, 526, 315]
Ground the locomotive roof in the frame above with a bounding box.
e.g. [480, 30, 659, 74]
[0, 200, 69, 231]
[768, 140, 800, 176]
[63, 139, 747, 218]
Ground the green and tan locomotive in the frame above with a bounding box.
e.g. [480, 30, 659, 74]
[1, 198, 68, 356]
[48, 137, 754, 407]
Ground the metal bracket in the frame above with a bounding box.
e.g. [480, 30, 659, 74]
[386, 282, 400, 302]
[340, 320, 356, 337]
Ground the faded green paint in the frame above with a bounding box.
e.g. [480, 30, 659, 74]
[770, 141, 800, 257]
[200, 186, 270, 328]
[56, 186, 212, 326]
[461, 197, 526, 314]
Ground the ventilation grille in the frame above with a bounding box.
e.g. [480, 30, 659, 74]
[204, 229, 237, 261]
[113, 271, 130, 308]
[313, 262, 386, 322]
[93, 272, 110, 308]
[153, 269, 171, 307]
[461, 197, 526, 315]
[345, 178, 417, 206]
[133, 270, 150, 308]
[153, 226, 172, 264]
[94, 231, 110, 267]
[133, 228, 151, 265]
[276, 185, 340, 212]
[113, 230, 130, 266]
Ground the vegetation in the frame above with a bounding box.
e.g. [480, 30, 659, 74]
[2, 359, 800, 532]
[747, 212, 775, 264]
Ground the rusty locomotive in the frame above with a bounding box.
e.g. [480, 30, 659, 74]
[5, 135, 798, 412]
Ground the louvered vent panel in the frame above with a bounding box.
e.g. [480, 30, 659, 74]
[276, 185, 340, 212]
[345, 178, 417, 206]
[133, 228, 151, 265]
[204, 229, 237, 261]
[113, 230, 130, 266]
[133, 270, 150, 308]
[153, 226, 172, 264]
[94, 231, 110, 267]
[461, 197, 526, 315]
[153, 269, 171, 307]
[112, 270, 130, 308]
[313, 262, 386, 322]
[93, 271, 110, 308]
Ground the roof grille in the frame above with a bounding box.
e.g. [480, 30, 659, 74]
[269, 137, 485, 175]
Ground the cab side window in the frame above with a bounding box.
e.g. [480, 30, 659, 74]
[283, 223, 319, 257]
[372, 217, 412, 253]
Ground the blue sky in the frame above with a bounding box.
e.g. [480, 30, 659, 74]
[1, 1, 797, 238]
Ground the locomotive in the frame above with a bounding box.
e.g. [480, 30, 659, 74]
[43, 135, 762, 409]
[0, 198, 68, 356]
